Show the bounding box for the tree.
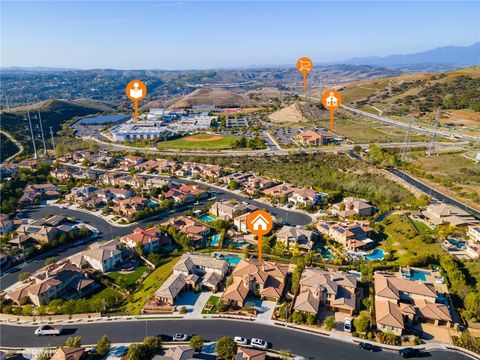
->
[354,311,370,333]
[189,335,205,353]
[96,335,111,356]
[216,336,237,359]
[143,336,162,352]
[65,336,82,347]
[180,306,188,314]
[323,316,336,331]
[126,343,150,360]
[279,349,292,360]
[228,180,239,190]
[464,292,480,321]
[44,256,57,266]
[18,272,31,281]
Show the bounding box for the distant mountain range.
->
[340,42,480,69]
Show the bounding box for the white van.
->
[344,318,352,332]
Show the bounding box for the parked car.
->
[234,336,248,345]
[35,325,63,336]
[358,342,381,352]
[251,338,268,349]
[399,348,422,358]
[173,333,189,341]
[344,318,352,332]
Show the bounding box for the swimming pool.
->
[215,253,241,266]
[199,214,216,223]
[347,270,362,279]
[448,238,465,249]
[320,246,334,260]
[404,269,430,282]
[210,234,220,247]
[363,249,385,261]
[147,200,158,207]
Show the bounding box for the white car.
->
[173,333,189,341]
[251,338,268,349]
[344,318,352,332]
[234,336,248,345]
[35,325,63,336]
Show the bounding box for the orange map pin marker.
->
[322,89,342,130]
[126,80,147,123]
[296,57,313,92]
[247,210,273,263]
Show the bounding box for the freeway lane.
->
[0,320,469,359]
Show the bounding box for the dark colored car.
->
[358,342,381,352]
[399,348,422,358]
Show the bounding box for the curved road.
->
[0,320,470,360]
[0,183,312,290]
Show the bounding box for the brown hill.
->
[268,102,324,123]
[161,88,255,109]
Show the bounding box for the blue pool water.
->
[147,200,158,207]
[210,234,220,247]
[216,254,241,266]
[199,214,215,222]
[76,114,130,125]
[405,269,430,282]
[448,238,465,249]
[363,249,385,261]
[320,246,334,260]
[347,270,362,279]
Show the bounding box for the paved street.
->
[0,320,470,359]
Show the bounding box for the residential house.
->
[422,203,478,226]
[16,215,72,243]
[0,163,18,178]
[233,212,250,233]
[105,187,132,199]
[153,345,195,360]
[112,196,149,218]
[153,253,228,305]
[135,159,161,172]
[50,347,85,360]
[5,261,96,306]
[276,226,316,251]
[245,176,276,195]
[263,183,296,200]
[468,226,480,242]
[374,272,452,336]
[0,214,13,236]
[50,168,71,181]
[71,240,123,272]
[316,221,374,251]
[332,197,376,218]
[164,183,206,204]
[288,188,326,207]
[121,226,171,253]
[145,177,170,190]
[222,259,289,307]
[235,348,266,360]
[19,184,61,205]
[167,216,210,243]
[294,268,358,316]
[210,200,256,220]
[121,155,144,170]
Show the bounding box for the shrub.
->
[216,336,237,359]
[323,316,336,331]
[189,335,205,353]
[18,272,31,282]
[180,306,188,314]
[96,335,111,356]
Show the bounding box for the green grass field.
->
[202,295,221,314]
[157,133,241,150]
[121,257,179,315]
[106,265,148,287]
[91,287,123,302]
[380,214,442,266]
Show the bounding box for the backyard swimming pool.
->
[363,249,385,261]
[320,246,334,260]
[347,270,362,279]
[199,214,216,223]
[210,234,220,246]
[448,238,465,249]
[404,269,430,282]
[215,253,241,266]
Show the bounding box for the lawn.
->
[201,295,221,314]
[379,214,443,266]
[106,265,148,287]
[410,219,433,235]
[120,257,179,315]
[157,133,241,150]
[91,287,123,302]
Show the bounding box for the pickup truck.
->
[35,325,64,336]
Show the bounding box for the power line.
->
[37,110,47,155]
[426,110,440,157]
[400,114,414,161]
[26,111,38,159]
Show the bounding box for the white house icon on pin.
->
[326,92,338,107]
[251,214,270,231]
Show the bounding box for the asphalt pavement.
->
[0,320,470,359]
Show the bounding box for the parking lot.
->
[272,127,302,146]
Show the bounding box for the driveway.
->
[245,297,276,322]
[175,291,214,319]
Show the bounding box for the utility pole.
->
[426,110,440,157]
[37,110,47,156]
[27,111,38,159]
[400,114,413,162]
[49,127,56,153]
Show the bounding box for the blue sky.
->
[1,1,479,69]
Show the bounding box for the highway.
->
[0,320,471,359]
